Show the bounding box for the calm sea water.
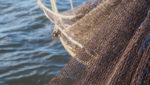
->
[0,0,86,85]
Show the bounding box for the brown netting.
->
[38,0,100,58]
[39,0,150,85]
[61,0,122,60]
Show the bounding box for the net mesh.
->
[38,0,150,85]
[38,0,100,64]
[38,0,124,65]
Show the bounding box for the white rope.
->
[50,0,58,12]
[70,0,75,16]
[38,0,75,19]
[57,26,83,48]
[38,0,83,48]
[50,0,64,29]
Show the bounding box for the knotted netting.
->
[38,0,101,65]
[38,0,150,85]
[38,0,126,65]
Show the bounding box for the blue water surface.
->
[0,0,86,85]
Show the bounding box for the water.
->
[0,0,86,85]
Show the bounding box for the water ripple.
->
[0,0,86,85]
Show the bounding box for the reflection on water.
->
[0,0,86,85]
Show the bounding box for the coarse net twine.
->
[38,0,124,65]
[37,0,150,85]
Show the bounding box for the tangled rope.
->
[38,0,75,19]
[38,0,83,48]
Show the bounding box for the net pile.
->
[38,0,123,65]
[38,0,150,85]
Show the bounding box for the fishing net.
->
[38,0,123,65]
[38,0,150,85]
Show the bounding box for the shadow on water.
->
[0,0,86,85]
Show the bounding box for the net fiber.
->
[39,0,150,85]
